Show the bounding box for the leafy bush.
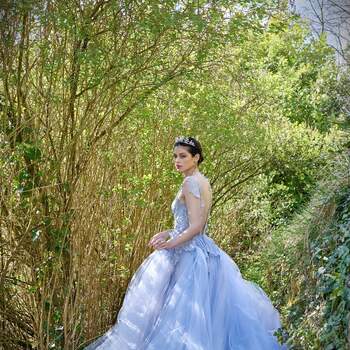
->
[243,150,350,349]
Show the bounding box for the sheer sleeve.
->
[182,176,201,199]
[177,176,207,239]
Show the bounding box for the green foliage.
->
[262,125,343,226]
[233,16,341,132]
[307,187,350,349]
[243,152,350,349]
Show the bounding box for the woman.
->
[85,136,288,349]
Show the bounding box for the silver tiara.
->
[175,136,196,147]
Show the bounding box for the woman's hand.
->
[152,238,177,250]
[148,230,170,248]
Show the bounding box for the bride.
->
[84,136,288,349]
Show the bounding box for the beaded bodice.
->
[168,174,220,260]
[170,175,210,238]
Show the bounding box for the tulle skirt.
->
[85,234,288,349]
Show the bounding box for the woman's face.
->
[173,145,198,172]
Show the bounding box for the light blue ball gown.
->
[85,175,288,349]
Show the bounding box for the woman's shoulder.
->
[182,173,211,193]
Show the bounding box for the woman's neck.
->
[183,168,200,177]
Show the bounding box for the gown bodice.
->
[169,175,220,260]
[171,175,209,235]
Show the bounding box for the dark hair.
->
[173,136,204,165]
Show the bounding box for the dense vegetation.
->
[242,151,350,349]
[0,0,349,349]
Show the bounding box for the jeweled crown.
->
[175,136,196,147]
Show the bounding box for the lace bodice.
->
[169,174,219,260]
[171,175,210,237]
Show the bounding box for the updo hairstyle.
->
[173,136,204,165]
